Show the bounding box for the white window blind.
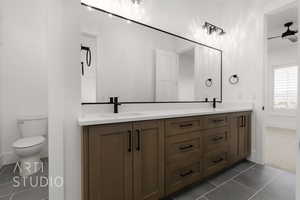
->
[273,66,298,110]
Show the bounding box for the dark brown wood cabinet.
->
[82,111,252,200]
[82,120,164,200]
[83,123,133,200]
[237,113,251,159]
[228,112,251,164]
[133,121,164,200]
[165,131,203,195]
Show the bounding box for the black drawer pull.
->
[128,130,132,152]
[179,144,194,151]
[240,116,246,127]
[179,123,193,128]
[180,170,194,177]
[136,129,141,151]
[212,119,225,123]
[212,136,224,142]
[212,158,224,164]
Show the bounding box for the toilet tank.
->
[17,115,48,138]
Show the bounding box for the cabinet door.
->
[133,120,164,200]
[229,113,251,163]
[228,115,239,163]
[237,114,251,158]
[88,123,133,200]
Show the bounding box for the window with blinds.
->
[273,65,298,110]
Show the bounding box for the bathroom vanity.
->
[80,109,251,200]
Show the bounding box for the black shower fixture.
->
[81,45,91,67]
[81,45,92,76]
[203,22,226,36]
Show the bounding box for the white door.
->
[155,49,179,101]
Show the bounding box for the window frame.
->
[269,63,298,116]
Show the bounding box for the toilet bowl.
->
[12,116,47,177]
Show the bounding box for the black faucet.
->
[212,98,217,109]
[110,97,121,113]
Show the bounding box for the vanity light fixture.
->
[229,74,239,85]
[132,0,142,6]
[203,22,226,36]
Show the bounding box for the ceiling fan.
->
[268,22,298,43]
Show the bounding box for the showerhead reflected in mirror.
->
[80,3,222,104]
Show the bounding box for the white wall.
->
[81,33,97,102]
[0,0,288,199]
[194,46,221,101]
[80,0,272,161]
[50,0,297,199]
[262,2,298,175]
[0,0,48,164]
[0,0,3,168]
[297,1,300,199]
[0,0,295,199]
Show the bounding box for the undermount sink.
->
[97,112,143,118]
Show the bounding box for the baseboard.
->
[2,151,18,165]
[1,151,48,166]
[248,151,264,165]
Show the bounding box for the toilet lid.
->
[13,136,45,148]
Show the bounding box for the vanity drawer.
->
[204,148,229,177]
[204,115,228,129]
[203,127,229,152]
[165,117,203,137]
[166,161,202,195]
[166,132,202,164]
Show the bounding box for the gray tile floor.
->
[167,160,295,200]
[0,159,48,200]
[0,160,295,200]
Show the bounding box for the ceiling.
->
[267,6,298,35]
[267,6,298,49]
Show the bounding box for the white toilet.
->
[12,115,47,177]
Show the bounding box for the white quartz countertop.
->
[78,107,252,126]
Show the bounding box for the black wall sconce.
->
[203,22,226,35]
[229,74,239,85]
[81,45,92,76]
[205,78,213,87]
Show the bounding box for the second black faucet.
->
[110,97,122,113]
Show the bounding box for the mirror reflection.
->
[80,5,222,103]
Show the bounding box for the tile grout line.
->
[231,179,257,192]
[196,163,257,200]
[246,173,281,200]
